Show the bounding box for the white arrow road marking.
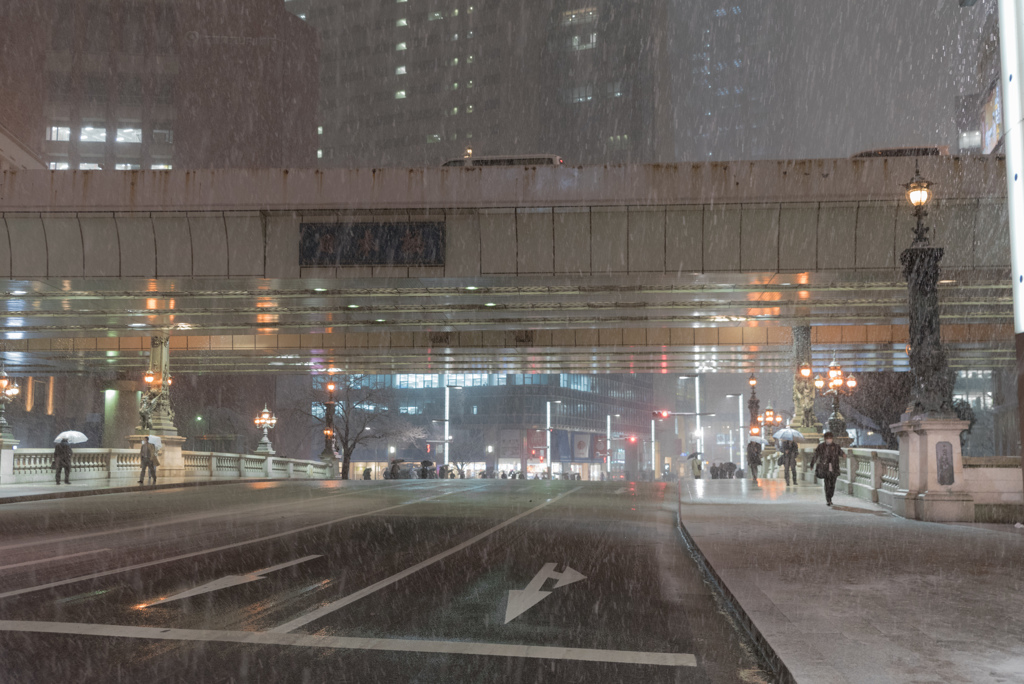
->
[614,487,628,494]
[144,555,321,606]
[505,562,586,624]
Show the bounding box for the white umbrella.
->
[54,431,88,444]
[773,428,805,442]
[747,436,768,445]
[144,435,163,449]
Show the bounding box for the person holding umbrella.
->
[773,427,803,486]
[810,431,844,506]
[138,436,160,486]
[51,430,87,485]
[52,438,72,485]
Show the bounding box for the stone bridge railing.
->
[823,447,1021,522]
[1,448,332,485]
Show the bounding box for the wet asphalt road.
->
[0,480,769,683]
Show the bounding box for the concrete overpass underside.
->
[0,157,1012,375]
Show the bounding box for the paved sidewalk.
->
[678,478,1024,684]
[0,478,275,504]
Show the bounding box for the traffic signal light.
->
[654,410,671,419]
[426,444,431,453]
[531,449,536,456]
[628,435,637,443]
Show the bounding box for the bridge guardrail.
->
[2,448,331,484]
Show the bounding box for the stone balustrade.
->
[0,447,331,485]
[795,444,1022,522]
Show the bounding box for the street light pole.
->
[320,380,336,465]
[901,164,954,415]
[443,382,463,466]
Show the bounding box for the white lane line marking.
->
[0,549,112,571]
[0,481,424,553]
[0,620,697,667]
[0,484,488,601]
[143,555,323,606]
[271,486,583,634]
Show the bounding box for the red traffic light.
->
[653,410,670,419]
[531,449,536,456]
[628,435,637,443]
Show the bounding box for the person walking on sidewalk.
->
[138,436,159,485]
[746,441,762,481]
[780,439,799,486]
[53,438,72,485]
[810,431,843,506]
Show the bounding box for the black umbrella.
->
[686,452,703,460]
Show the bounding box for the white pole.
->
[997,0,1024,497]
[606,413,611,474]
[695,375,703,456]
[650,418,656,471]
[739,393,746,470]
[546,401,552,478]
[444,383,450,465]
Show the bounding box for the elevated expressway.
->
[0,157,1011,375]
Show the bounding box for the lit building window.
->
[427,134,441,143]
[317,149,323,158]
[570,33,597,51]
[115,163,140,170]
[396,18,407,26]
[451,57,459,66]
[451,8,459,16]
[396,42,407,51]
[395,90,407,99]
[151,164,172,170]
[451,107,458,115]
[48,162,70,170]
[466,104,474,113]
[561,7,597,25]
[467,55,475,63]
[317,126,323,135]
[115,128,142,143]
[429,11,443,20]
[46,126,72,142]
[79,163,102,170]
[467,80,474,88]
[396,65,407,75]
[79,126,106,143]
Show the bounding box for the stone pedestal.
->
[128,433,187,478]
[890,416,974,522]
[798,430,822,484]
[0,435,20,484]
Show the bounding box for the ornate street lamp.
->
[254,404,277,455]
[904,165,933,246]
[320,380,337,463]
[747,373,761,436]
[813,351,858,437]
[900,163,953,415]
[0,366,20,440]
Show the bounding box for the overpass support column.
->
[129,333,186,476]
[998,0,1024,498]
[103,380,139,448]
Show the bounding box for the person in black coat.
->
[780,439,799,486]
[53,438,72,485]
[746,441,762,481]
[809,431,844,506]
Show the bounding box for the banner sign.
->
[299,222,445,266]
[552,429,571,461]
[573,433,591,461]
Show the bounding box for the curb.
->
[676,494,796,684]
[0,479,280,505]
